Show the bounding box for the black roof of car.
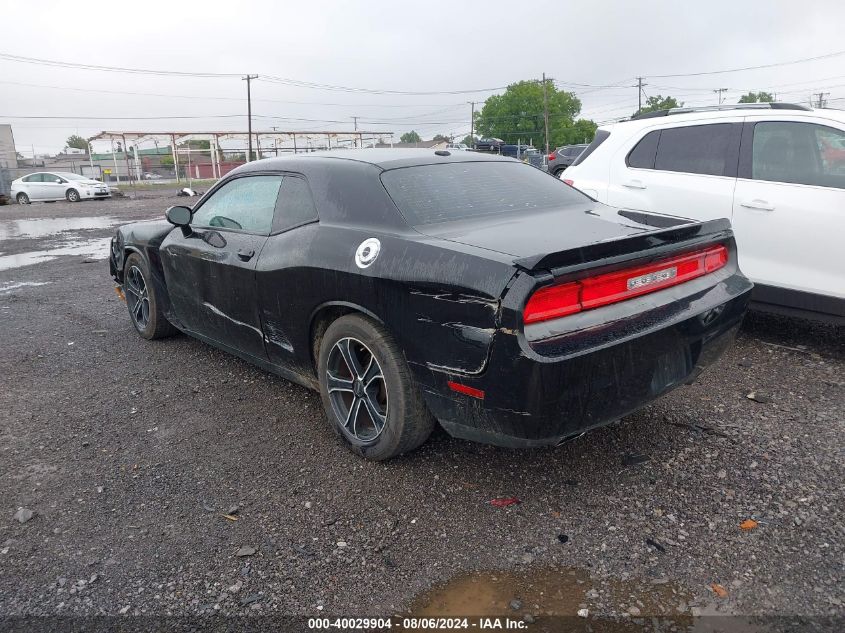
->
[238,149,512,173]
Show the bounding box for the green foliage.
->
[160,156,174,166]
[65,134,89,151]
[634,95,683,117]
[474,79,581,150]
[461,135,477,147]
[557,119,598,146]
[432,134,450,142]
[738,91,774,103]
[180,139,211,149]
[400,130,422,144]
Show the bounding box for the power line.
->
[647,49,845,78]
[0,52,242,78]
[257,75,507,95]
[0,51,508,95]
[0,79,467,108]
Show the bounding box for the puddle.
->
[409,568,694,631]
[0,216,119,241]
[0,281,51,294]
[0,238,111,272]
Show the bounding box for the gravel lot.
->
[1,194,842,631]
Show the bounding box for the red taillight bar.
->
[447,381,485,400]
[523,244,728,325]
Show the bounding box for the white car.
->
[446,143,470,151]
[11,172,111,204]
[562,103,845,324]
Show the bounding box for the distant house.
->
[375,140,449,150]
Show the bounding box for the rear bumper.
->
[418,271,752,448]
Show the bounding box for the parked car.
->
[474,137,504,152]
[11,172,110,204]
[446,143,470,151]
[500,144,534,158]
[562,104,845,324]
[142,172,164,180]
[109,149,751,460]
[547,144,588,176]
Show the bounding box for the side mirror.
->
[55,179,63,184]
[166,205,192,226]
[166,205,193,236]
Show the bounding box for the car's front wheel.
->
[16,192,30,205]
[122,253,177,340]
[317,314,435,460]
[66,189,80,202]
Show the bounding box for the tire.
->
[317,314,435,460]
[16,192,30,205]
[122,253,177,340]
[553,168,565,177]
[66,189,80,202]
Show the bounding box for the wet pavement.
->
[0,195,842,631]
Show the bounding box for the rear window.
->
[571,130,610,166]
[381,161,588,225]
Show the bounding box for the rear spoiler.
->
[513,218,734,273]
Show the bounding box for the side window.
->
[272,176,318,233]
[627,131,660,169]
[571,129,610,167]
[654,123,736,176]
[752,121,845,189]
[23,174,43,183]
[191,175,282,234]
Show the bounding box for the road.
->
[1,194,842,630]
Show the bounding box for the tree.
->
[474,79,581,151]
[66,134,89,151]
[738,91,774,104]
[432,134,450,142]
[634,95,683,117]
[461,135,477,147]
[400,130,422,144]
[557,118,598,146]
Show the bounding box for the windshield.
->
[53,172,89,181]
[381,161,589,226]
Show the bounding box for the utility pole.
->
[542,73,550,155]
[714,88,729,104]
[814,92,829,108]
[636,77,647,114]
[243,74,258,161]
[468,101,475,146]
[352,116,359,148]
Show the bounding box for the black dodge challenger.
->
[109,149,752,460]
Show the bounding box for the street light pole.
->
[243,74,258,161]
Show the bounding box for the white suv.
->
[563,104,845,324]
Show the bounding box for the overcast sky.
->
[2,0,844,155]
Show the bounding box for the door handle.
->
[237,248,255,261]
[622,179,647,189]
[740,199,775,211]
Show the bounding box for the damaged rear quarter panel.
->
[256,224,518,381]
